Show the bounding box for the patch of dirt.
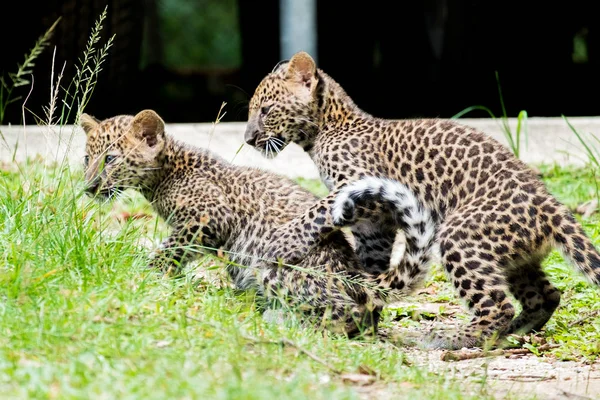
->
[405,347,600,400]
[377,302,600,400]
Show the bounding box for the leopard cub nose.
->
[85,179,100,195]
[245,130,258,146]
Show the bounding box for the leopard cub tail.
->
[553,207,600,286]
[332,176,437,270]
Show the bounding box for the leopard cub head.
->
[80,109,166,199]
[244,51,321,158]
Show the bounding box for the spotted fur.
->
[81,110,432,336]
[244,51,600,349]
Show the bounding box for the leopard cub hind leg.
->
[425,206,562,349]
[425,210,517,349]
[506,260,561,334]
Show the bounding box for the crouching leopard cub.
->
[244,51,600,349]
[80,109,436,335]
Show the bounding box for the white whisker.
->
[272,138,282,154]
[266,140,272,159]
[271,137,285,146]
[295,117,318,128]
[138,167,162,171]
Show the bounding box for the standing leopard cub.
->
[80,109,434,335]
[244,51,600,349]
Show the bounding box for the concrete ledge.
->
[459,116,598,167]
[0,116,598,180]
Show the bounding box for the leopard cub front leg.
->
[262,194,342,266]
[148,221,219,275]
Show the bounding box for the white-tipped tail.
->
[333,177,438,291]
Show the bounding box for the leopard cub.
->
[80,109,433,335]
[245,51,600,349]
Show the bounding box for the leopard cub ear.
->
[131,109,165,148]
[79,113,100,135]
[286,51,318,92]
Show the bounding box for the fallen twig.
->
[441,349,504,361]
[441,343,559,362]
[570,310,600,327]
[495,375,555,382]
[559,389,593,400]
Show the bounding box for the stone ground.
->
[2,117,600,399]
[361,344,600,400]
[385,303,600,400]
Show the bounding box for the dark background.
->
[1,0,599,125]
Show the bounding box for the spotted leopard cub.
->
[80,109,432,335]
[244,51,600,349]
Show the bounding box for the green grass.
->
[0,162,490,399]
[0,160,599,398]
[3,12,597,394]
[534,164,600,361]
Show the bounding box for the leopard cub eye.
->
[105,155,117,164]
[260,106,271,116]
[83,155,89,167]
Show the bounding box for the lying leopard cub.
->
[80,109,435,335]
[244,51,600,349]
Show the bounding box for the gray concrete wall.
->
[0,117,598,179]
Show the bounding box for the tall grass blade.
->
[453,72,528,158]
[563,114,600,169]
[0,18,60,151]
[451,105,496,120]
[230,143,245,163]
